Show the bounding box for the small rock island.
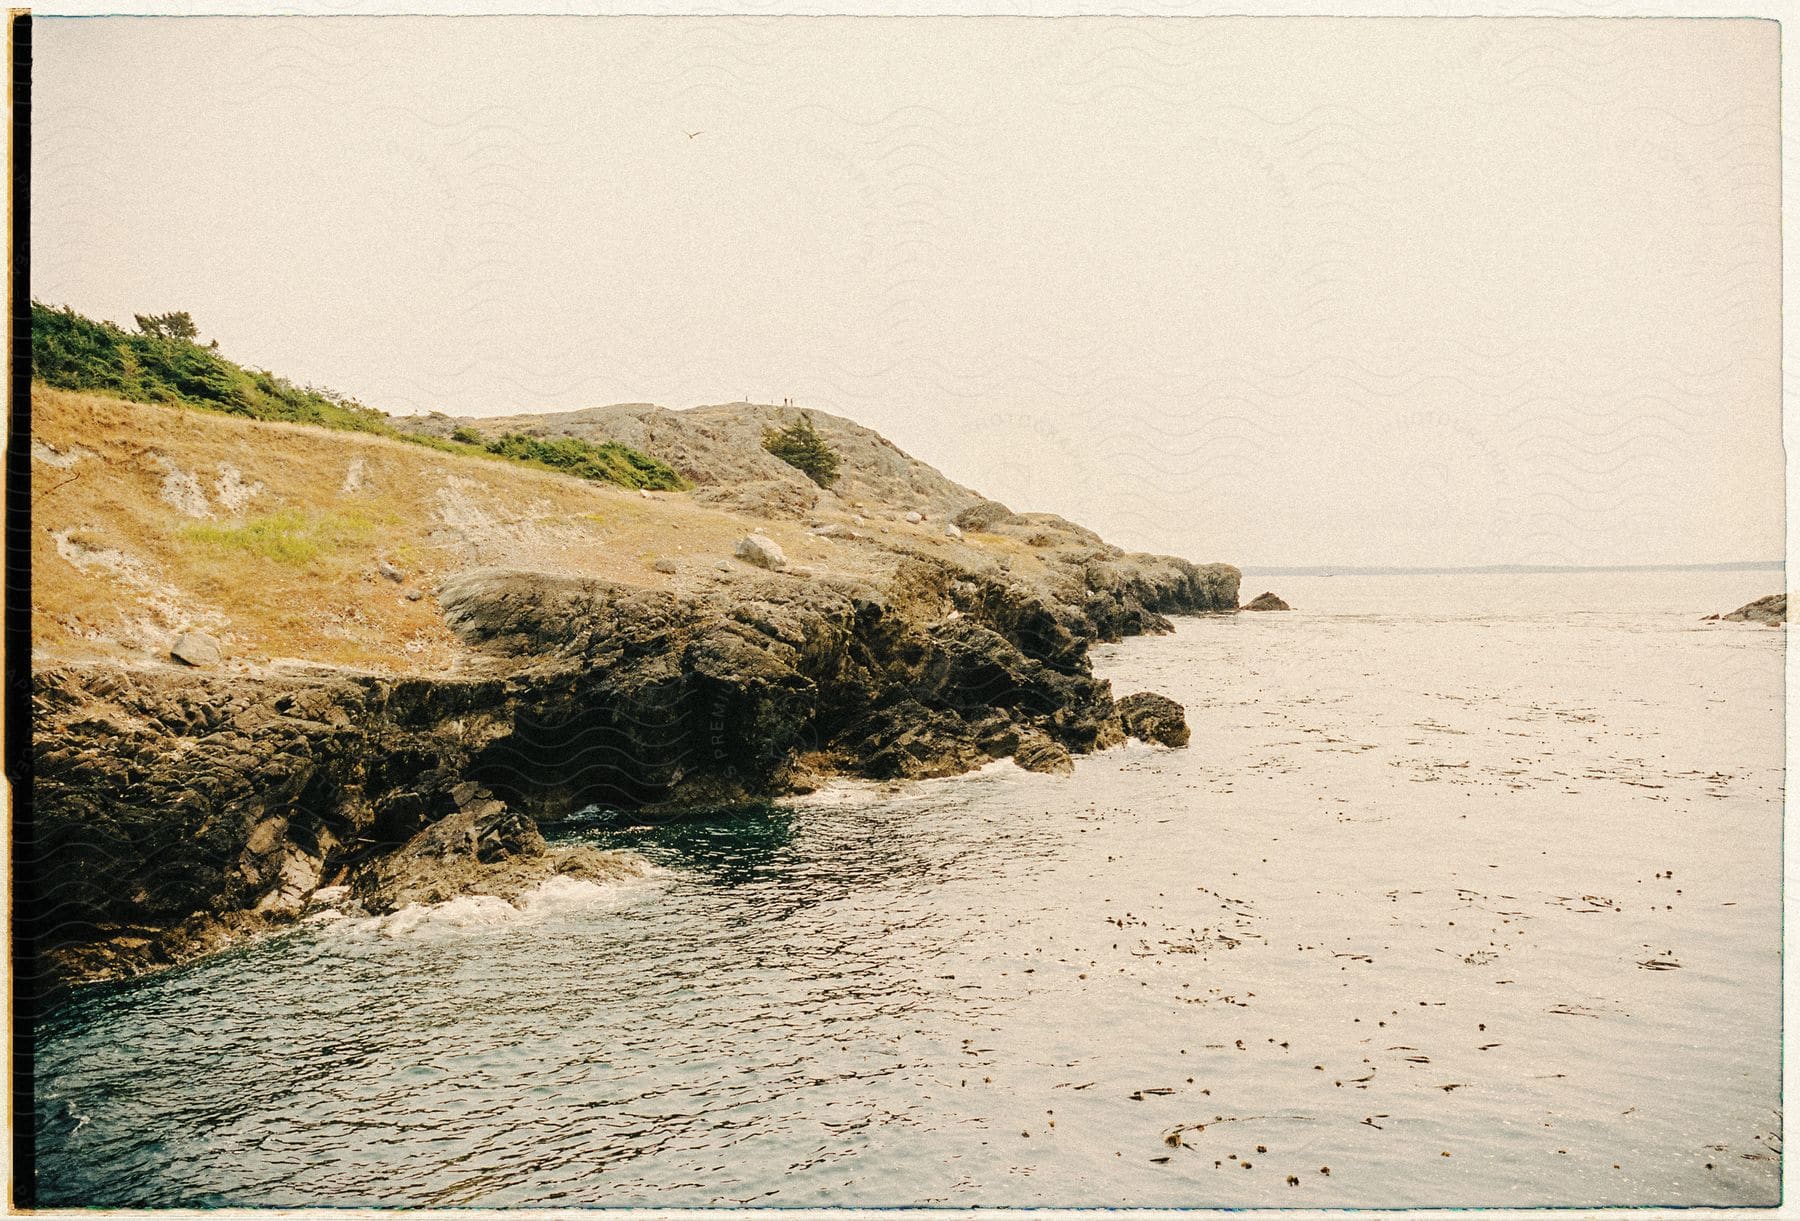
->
[1709,593,1787,626]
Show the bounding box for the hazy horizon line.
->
[1241,561,1785,577]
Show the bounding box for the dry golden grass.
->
[31,387,1065,674]
[30,388,894,672]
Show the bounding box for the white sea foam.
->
[357,867,668,939]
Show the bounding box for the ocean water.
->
[32,570,1785,1207]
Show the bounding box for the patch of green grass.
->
[33,301,688,491]
[179,510,374,566]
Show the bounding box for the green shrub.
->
[482,432,686,490]
[32,302,389,433]
[133,311,198,342]
[762,414,841,487]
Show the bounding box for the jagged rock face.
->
[30,665,514,959]
[434,560,1129,806]
[348,783,646,915]
[31,542,1234,986]
[1012,730,1075,775]
[1719,593,1786,626]
[1080,554,1242,637]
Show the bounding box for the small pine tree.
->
[762,413,841,488]
[134,311,198,342]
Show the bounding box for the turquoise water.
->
[34,571,1784,1206]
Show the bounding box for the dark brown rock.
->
[1242,591,1291,611]
[1013,730,1075,774]
[349,785,642,914]
[1117,691,1191,748]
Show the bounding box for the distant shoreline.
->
[1241,560,1785,578]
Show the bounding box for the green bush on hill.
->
[31,301,687,491]
[482,432,686,491]
[763,413,841,488]
[435,424,683,490]
[133,311,199,342]
[32,302,389,433]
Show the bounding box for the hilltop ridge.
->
[400,400,994,524]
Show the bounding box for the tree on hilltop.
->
[134,311,199,342]
[763,413,841,488]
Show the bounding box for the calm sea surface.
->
[34,570,1785,1207]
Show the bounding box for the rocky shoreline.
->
[31,542,1238,988]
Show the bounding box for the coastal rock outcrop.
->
[33,544,1231,986]
[349,783,647,914]
[1242,591,1291,611]
[1716,594,1786,626]
[1117,691,1191,748]
[32,393,1241,989]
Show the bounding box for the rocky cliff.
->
[29,388,1238,986]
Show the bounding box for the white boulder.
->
[170,632,222,667]
[734,534,787,570]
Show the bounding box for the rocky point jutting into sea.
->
[29,389,1238,987]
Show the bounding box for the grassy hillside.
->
[32,388,1049,672]
[31,303,685,491]
[30,389,835,669]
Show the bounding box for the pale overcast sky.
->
[33,16,1781,568]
